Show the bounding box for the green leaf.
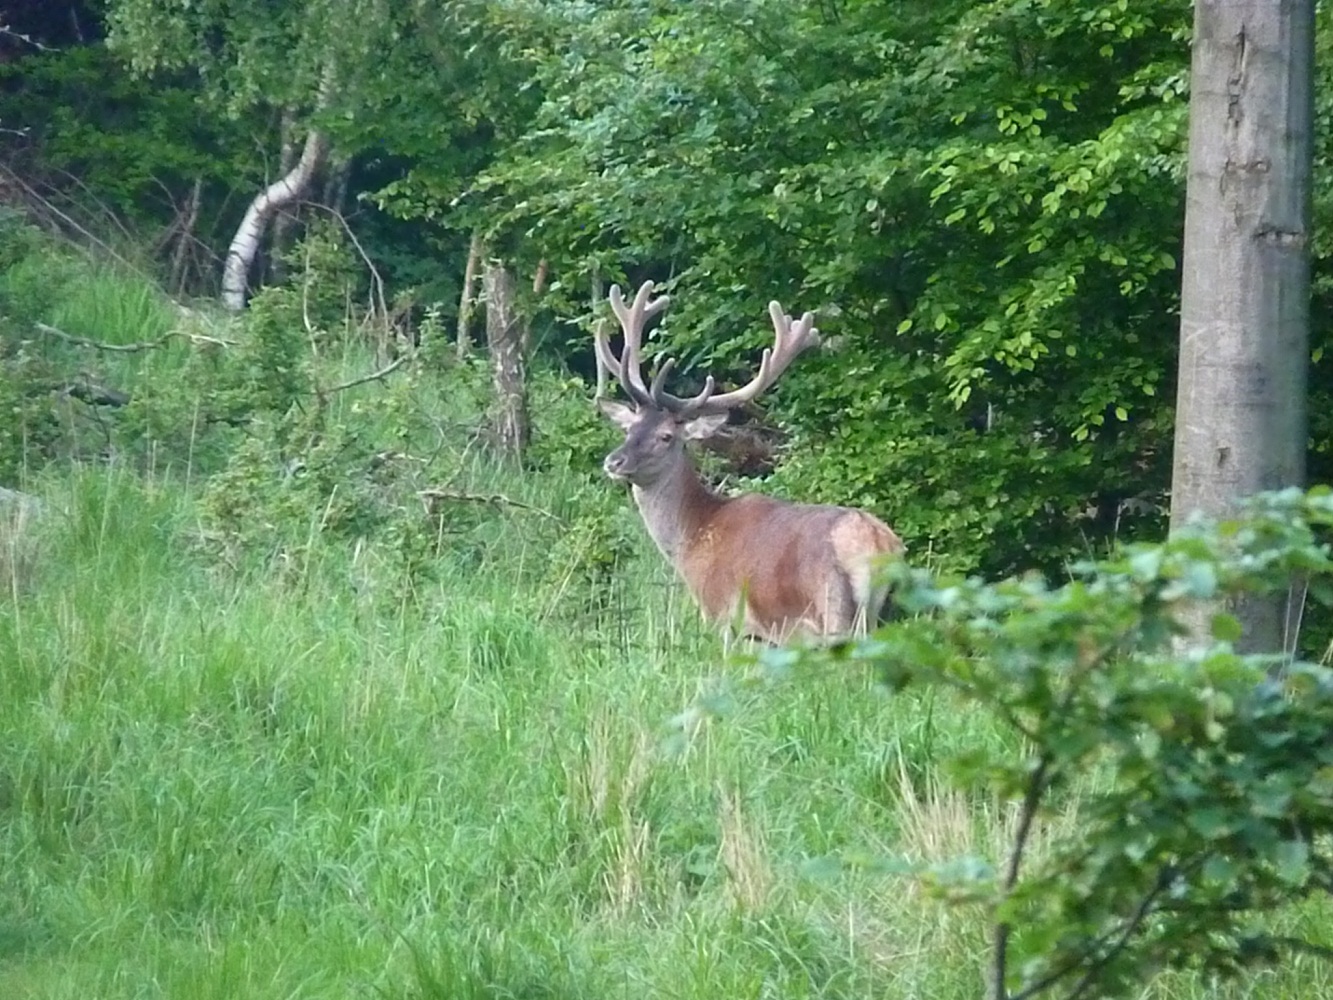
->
[1271,839,1310,886]
[1210,613,1243,642]
[1186,807,1236,839]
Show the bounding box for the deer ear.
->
[596,398,638,430]
[682,413,728,440]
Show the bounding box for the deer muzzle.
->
[603,449,631,481]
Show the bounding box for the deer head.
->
[594,281,820,487]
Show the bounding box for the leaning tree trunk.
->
[1169,0,1314,654]
[221,125,329,310]
[483,260,530,462]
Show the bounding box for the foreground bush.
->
[802,487,1333,1000]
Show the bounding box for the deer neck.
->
[630,455,722,564]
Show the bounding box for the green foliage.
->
[461,0,1327,586]
[0,216,189,481]
[1,45,255,210]
[800,488,1333,999]
[466,0,1196,576]
[12,0,1330,596]
[0,344,62,487]
[525,371,614,476]
[275,219,363,334]
[0,43,261,284]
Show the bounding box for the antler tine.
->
[606,280,669,405]
[649,357,716,413]
[691,300,821,412]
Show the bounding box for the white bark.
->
[1170,0,1314,653]
[221,126,329,310]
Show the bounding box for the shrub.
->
[798,487,1333,1000]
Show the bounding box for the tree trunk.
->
[483,259,529,462]
[321,156,350,215]
[221,125,328,310]
[1169,0,1314,654]
[456,231,482,358]
[268,109,300,286]
[168,177,203,295]
[591,273,608,399]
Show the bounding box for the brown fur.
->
[677,493,903,642]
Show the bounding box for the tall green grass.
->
[3,468,1330,1000]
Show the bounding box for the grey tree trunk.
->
[483,260,529,462]
[268,109,300,286]
[1169,0,1314,653]
[167,177,202,295]
[456,231,482,358]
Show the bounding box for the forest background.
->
[11,0,1333,591]
[3,3,1333,1000]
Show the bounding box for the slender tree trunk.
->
[591,273,608,399]
[484,259,529,462]
[522,257,548,356]
[456,231,482,358]
[222,125,329,310]
[268,110,299,286]
[168,177,202,295]
[1169,0,1314,653]
[321,157,350,215]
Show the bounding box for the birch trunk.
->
[1169,0,1314,653]
[221,126,328,310]
[483,260,529,462]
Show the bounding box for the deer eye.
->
[656,429,675,443]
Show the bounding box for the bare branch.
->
[35,322,235,352]
[417,488,560,521]
[990,755,1052,1000]
[0,165,143,273]
[60,379,131,407]
[298,200,390,325]
[323,356,406,395]
[0,22,54,52]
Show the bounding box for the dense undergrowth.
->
[3,223,1332,999]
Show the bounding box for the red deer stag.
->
[594,281,904,644]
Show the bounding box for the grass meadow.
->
[4,467,1332,1000]
[0,464,995,1000]
[2,249,1331,999]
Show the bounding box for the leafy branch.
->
[811,488,1333,1000]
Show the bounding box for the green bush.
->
[798,487,1333,1000]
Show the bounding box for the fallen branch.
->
[323,356,406,394]
[60,379,132,407]
[35,322,234,352]
[0,22,54,52]
[418,487,561,521]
